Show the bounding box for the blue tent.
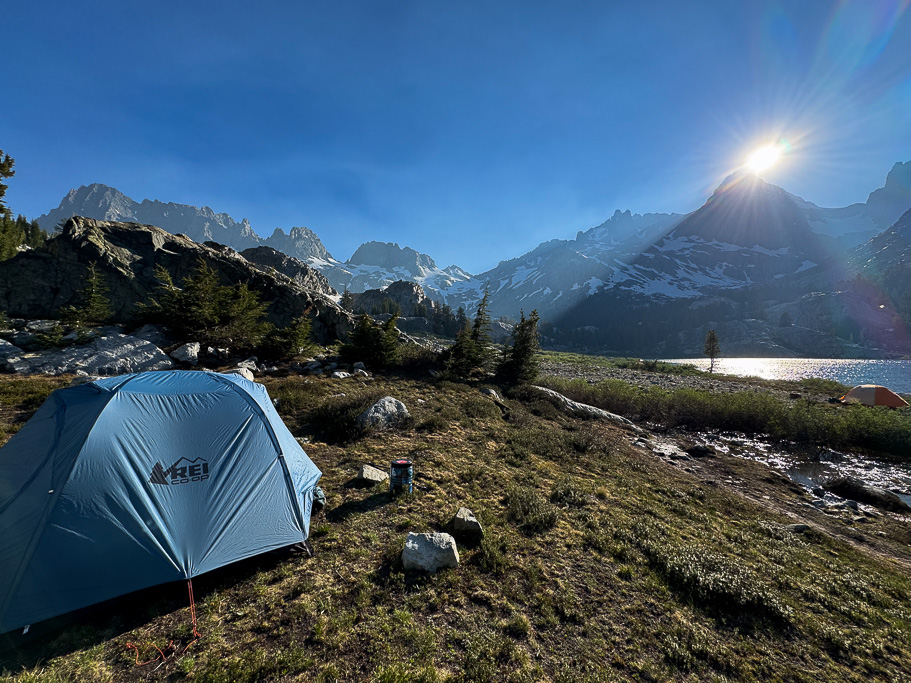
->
[0,370,321,633]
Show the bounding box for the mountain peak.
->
[673,172,814,251]
[348,241,437,273]
[865,160,911,228]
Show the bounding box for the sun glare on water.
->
[746,143,782,173]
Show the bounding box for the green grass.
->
[0,369,910,681]
[539,376,911,458]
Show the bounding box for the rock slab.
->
[402,532,460,573]
[448,507,484,541]
[357,396,409,429]
[7,334,173,376]
[356,464,389,486]
[531,385,640,431]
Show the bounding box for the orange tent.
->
[840,384,909,407]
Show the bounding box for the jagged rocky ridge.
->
[33,160,911,357]
[0,217,355,343]
[36,186,472,299]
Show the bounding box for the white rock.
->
[356,464,389,485]
[9,334,173,376]
[237,357,259,371]
[331,371,351,379]
[531,385,641,432]
[402,532,460,573]
[0,339,23,362]
[480,387,502,401]
[357,396,409,430]
[229,367,255,381]
[354,369,370,377]
[170,342,201,364]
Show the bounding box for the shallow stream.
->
[655,430,911,507]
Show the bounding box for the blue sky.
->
[3,1,911,272]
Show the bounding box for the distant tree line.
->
[0,149,49,260]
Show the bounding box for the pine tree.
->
[217,282,270,349]
[340,287,354,311]
[0,214,25,260]
[263,314,315,359]
[340,314,382,365]
[497,310,540,384]
[60,262,114,329]
[380,314,400,365]
[703,329,721,373]
[443,328,479,379]
[136,259,270,350]
[0,150,14,217]
[455,306,469,333]
[181,261,222,339]
[470,286,495,372]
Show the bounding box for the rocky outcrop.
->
[0,217,355,344]
[35,184,333,264]
[352,281,431,317]
[349,241,438,274]
[531,386,640,431]
[4,334,173,375]
[240,246,336,296]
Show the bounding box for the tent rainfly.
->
[840,384,910,408]
[0,370,321,634]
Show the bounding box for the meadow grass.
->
[0,370,909,681]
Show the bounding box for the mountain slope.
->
[607,173,828,298]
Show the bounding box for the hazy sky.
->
[4,1,911,272]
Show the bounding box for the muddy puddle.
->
[648,430,911,508]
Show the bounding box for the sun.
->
[746,143,782,173]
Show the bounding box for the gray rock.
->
[402,532,460,573]
[331,371,351,379]
[531,385,641,432]
[8,334,173,376]
[356,464,389,486]
[480,387,502,401]
[25,320,58,333]
[170,342,201,364]
[353,361,366,371]
[817,449,846,464]
[229,367,255,382]
[357,396,410,430]
[0,338,23,363]
[130,324,172,347]
[237,357,259,371]
[448,507,484,541]
[240,245,336,296]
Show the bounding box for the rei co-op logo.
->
[149,457,210,486]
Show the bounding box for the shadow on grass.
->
[0,548,306,672]
[326,491,391,523]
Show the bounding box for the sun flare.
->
[746,143,782,173]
